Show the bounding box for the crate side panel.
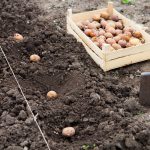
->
[72,8,107,22]
[106,43,150,61]
[105,51,150,71]
[67,23,106,71]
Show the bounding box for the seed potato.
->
[62,127,75,137]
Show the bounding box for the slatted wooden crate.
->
[67,2,150,71]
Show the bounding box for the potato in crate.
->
[67,2,150,71]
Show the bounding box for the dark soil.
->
[0,0,150,150]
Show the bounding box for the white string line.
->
[0,46,51,150]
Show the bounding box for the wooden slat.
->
[67,23,106,71]
[107,2,113,16]
[105,43,150,61]
[67,16,105,59]
[105,51,150,71]
[72,8,107,22]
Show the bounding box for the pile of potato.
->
[77,11,145,50]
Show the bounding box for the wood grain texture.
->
[67,2,150,71]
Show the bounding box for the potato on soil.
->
[14,33,24,41]
[47,91,58,99]
[62,127,75,137]
[30,54,41,62]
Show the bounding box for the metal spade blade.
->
[139,72,150,106]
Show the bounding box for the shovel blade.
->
[139,72,150,106]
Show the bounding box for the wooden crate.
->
[67,2,150,71]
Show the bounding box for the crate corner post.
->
[107,1,114,15]
[102,44,111,72]
[67,8,72,34]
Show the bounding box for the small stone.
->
[83,118,89,122]
[112,114,122,122]
[7,89,19,97]
[6,146,23,150]
[90,92,100,100]
[115,142,124,149]
[23,147,28,150]
[130,74,134,79]
[88,118,96,123]
[20,141,28,147]
[104,125,112,132]
[0,128,5,136]
[30,142,36,149]
[109,111,115,115]
[2,87,9,92]
[5,115,15,125]
[146,146,150,150]
[18,110,27,120]
[98,121,108,130]
[25,117,33,125]
[93,147,99,150]
[125,137,141,149]
[99,74,103,80]
[115,133,125,142]
[119,108,125,116]
[124,98,140,111]
[65,117,75,124]
[1,111,8,120]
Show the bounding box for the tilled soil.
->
[0,0,150,150]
